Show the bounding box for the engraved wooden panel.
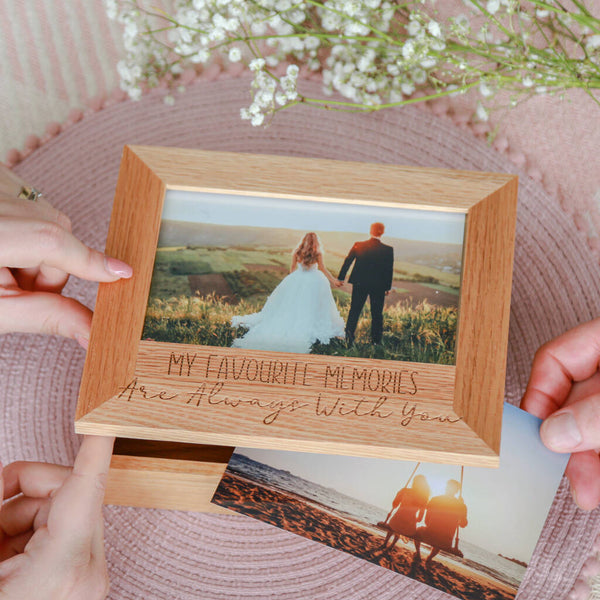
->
[78,341,498,465]
[79,342,499,465]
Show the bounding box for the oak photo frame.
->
[76,146,517,510]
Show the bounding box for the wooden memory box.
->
[75,146,518,511]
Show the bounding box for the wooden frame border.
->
[75,146,517,507]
